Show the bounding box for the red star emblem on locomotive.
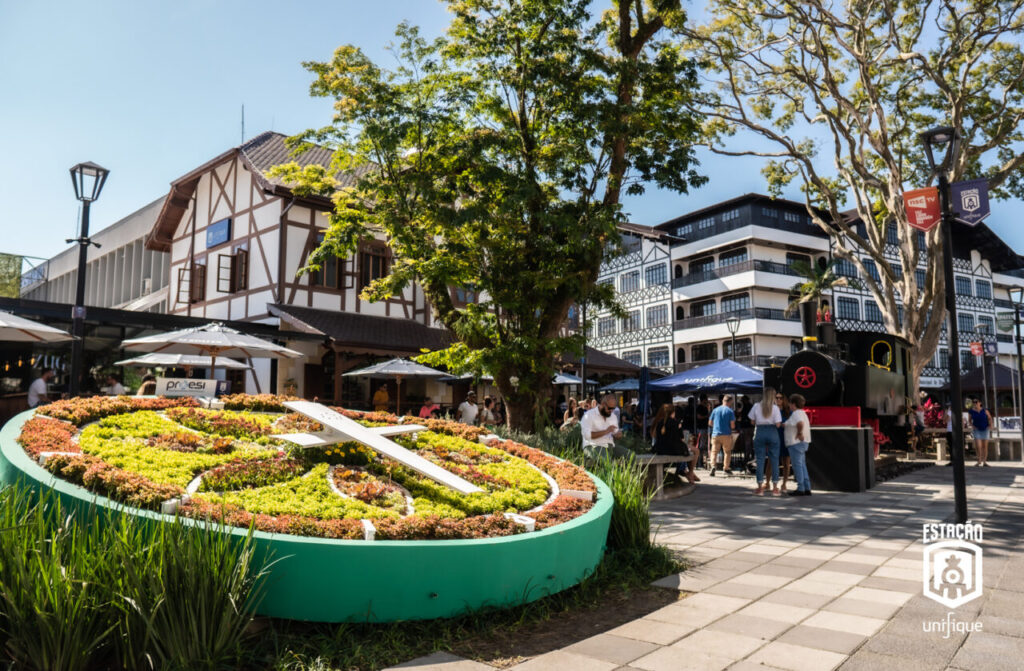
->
[794,366,816,389]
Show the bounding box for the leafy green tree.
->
[272,0,705,430]
[683,0,1024,391]
[0,254,22,298]
[785,259,858,316]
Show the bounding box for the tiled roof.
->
[240,132,374,190]
[561,346,642,374]
[269,304,453,353]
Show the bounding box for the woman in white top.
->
[749,387,784,495]
[784,394,813,496]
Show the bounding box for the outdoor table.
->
[636,453,683,500]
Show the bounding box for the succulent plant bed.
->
[0,394,612,622]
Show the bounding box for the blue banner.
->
[951,179,990,226]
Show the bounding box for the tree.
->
[785,259,858,316]
[683,0,1024,392]
[0,254,21,298]
[272,0,705,430]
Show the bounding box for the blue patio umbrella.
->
[649,359,763,394]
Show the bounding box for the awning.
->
[269,304,453,354]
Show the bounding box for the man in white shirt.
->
[27,368,54,408]
[456,391,479,425]
[106,375,126,396]
[581,393,629,460]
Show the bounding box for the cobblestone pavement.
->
[388,463,1024,671]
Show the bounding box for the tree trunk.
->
[496,374,552,433]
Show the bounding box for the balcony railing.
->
[993,298,1014,309]
[672,259,799,289]
[673,307,800,331]
[674,354,777,372]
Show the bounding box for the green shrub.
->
[0,486,269,671]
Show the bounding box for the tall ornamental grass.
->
[0,486,269,671]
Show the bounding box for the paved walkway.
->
[388,463,1024,671]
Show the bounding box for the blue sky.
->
[2,0,1020,262]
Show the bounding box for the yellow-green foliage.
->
[82,412,277,486]
[197,464,401,520]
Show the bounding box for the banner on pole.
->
[902,187,941,231]
[984,341,998,356]
[951,179,991,226]
[970,342,984,356]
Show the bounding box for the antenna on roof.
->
[241,104,245,144]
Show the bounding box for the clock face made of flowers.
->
[273,401,483,495]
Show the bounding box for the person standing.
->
[106,375,126,396]
[967,398,992,467]
[372,384,390,412]
[735,394,754,463]
[27,367,54,408]
[580,394,627,461]
[750,388,783,495]
[456,390,480,425]
[776,392,793,491]
[479,395,498,427]
[708,395,736,476]
[785,394,813,496]
[695,393,711,468]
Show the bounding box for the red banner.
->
[903,187,941,231]
[970,342,983,356]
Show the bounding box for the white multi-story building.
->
[591,193,1024,389]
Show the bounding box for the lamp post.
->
[67,162,109,397]
[726,315,740,361]
[920,126,967,523]
[1010,287,1024,432]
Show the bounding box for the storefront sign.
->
[996,312,1015,332]
[903,187,941,231]
[951,179,990,226]
[156,377,218,397]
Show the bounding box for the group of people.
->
[414,390,503,427]
[27,369,153,408]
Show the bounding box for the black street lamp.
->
[67,161,109,396]
[1010,287,1024,431]
[920,126,968,523]
[726,315,740,361]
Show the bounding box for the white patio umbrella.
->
[343,358,447,414]
[121,323,302,384]
[114,353,251,370]
[0,311,73,343]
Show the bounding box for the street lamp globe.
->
[919,127,961,175]
[726,316,741,335]
[69,161,109,203]
[1009,286,1024,306]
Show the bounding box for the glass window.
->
[719,249,748,267]
[696,217,715,230]
[622,310,641,332]
[598,316,616,336]
[646,304,669,327]
[886,224,898,245]
[620,271,640,293]
[978,315,994,334]
[645,264,668,286]
[690,256,715,274]
[939,349,949,369]
[724,338,752,358]
[675,223,692,237]
[676,348,686,363]
[721,209,741,222]
[691,299,716,317]
[837,297,860,320]
[835,258,858,278]
[917,231,926,248]
[783,211,802,223]
[786,252,810,268]
[955,276,972,296]
[865,300,883,323]
[915,269,926,288]
[961,350,975,371]
[692,343,718,361]
[761,207,777,218]
[359,244,389,291]
[720,293,750,314]
[958,313,975,333]
[647,347,670,368]
[976,280,992,299]
[311,233,339,288]
[622,350,642,366]
[863,259,880,281]
[889,262,903,280]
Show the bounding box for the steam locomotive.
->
[763,302,913,419]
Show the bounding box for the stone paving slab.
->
[386,651,494,670]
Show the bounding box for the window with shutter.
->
[189,263,206,303]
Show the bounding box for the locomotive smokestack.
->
[799,301,818,351]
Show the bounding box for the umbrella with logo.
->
[121,323,302,388]
[0,311,73,343]
[342,358,448,415]
[649,359,764,393]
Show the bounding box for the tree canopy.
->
[272,0,705,428]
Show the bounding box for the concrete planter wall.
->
[0,410,613,622]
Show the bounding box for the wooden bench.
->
[636,453,691,501]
